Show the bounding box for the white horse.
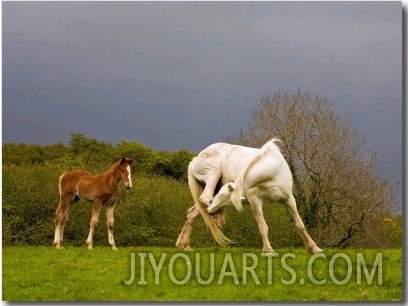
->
[176,141,262,250]
[176,138,322,253]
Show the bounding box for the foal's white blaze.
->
[126,165,133,188]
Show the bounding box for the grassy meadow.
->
[2,246,402,302]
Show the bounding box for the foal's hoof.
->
[55,245,64,250]
[87,245,94,250]
[112,246,118,251]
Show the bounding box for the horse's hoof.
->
[212,216,225,229]
[176,243,193,252]
[199,196,211,206]
[312,247,323,254]
[261,249,277,255]
[307,245,323,253]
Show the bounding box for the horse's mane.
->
[101,159,120,178]
[106,157,131,175]
[230,138,282,211]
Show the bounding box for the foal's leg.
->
[86,200,102,250]
[58,202,74,248]
[53,194,75,249]
[106,202,117,251]
[248,194,274,253]
[175,205,200,251]
[53,202,65,249]
[286,194,323,253]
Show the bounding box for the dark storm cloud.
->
[2,2,402,202]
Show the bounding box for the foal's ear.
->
[120,157,134,165]
[228,184,234,192]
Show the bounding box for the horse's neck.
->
[101,163,121,186]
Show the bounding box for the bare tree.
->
[227,89,397,247]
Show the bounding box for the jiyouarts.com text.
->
[124,252,382,286]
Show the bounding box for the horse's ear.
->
[128,158,134,165]
[120,157,126,165]
[228,184,234,192]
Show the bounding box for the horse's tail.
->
[267,138,283,152]
[188,161,232,246]
[230,138,283,211]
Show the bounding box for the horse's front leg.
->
[86,200,102,250]
[212,209,226,229]
[199,172,221,206]
[176,205,200,251]
[106,201,117,251]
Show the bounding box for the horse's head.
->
[207,183,235,215]
[119,157,134,189]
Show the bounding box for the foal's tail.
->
[188,161,232,246]
[58,172,66,196]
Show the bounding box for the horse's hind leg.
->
[53,195,75,249]
[106,202,117,251]
[248,194,274,253]
[286,194,323,253]
[86,200,102,250]
[176,205,200,251]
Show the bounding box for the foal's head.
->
[118,157,134,189]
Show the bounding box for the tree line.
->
[3,131,195,181]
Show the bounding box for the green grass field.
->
[2,246,402,302]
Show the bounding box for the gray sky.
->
[2,2,402,204]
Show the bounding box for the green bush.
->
[2,162,303,249]
[3,163,61,245]
[2,143,68,165]
[2,132,401,249]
